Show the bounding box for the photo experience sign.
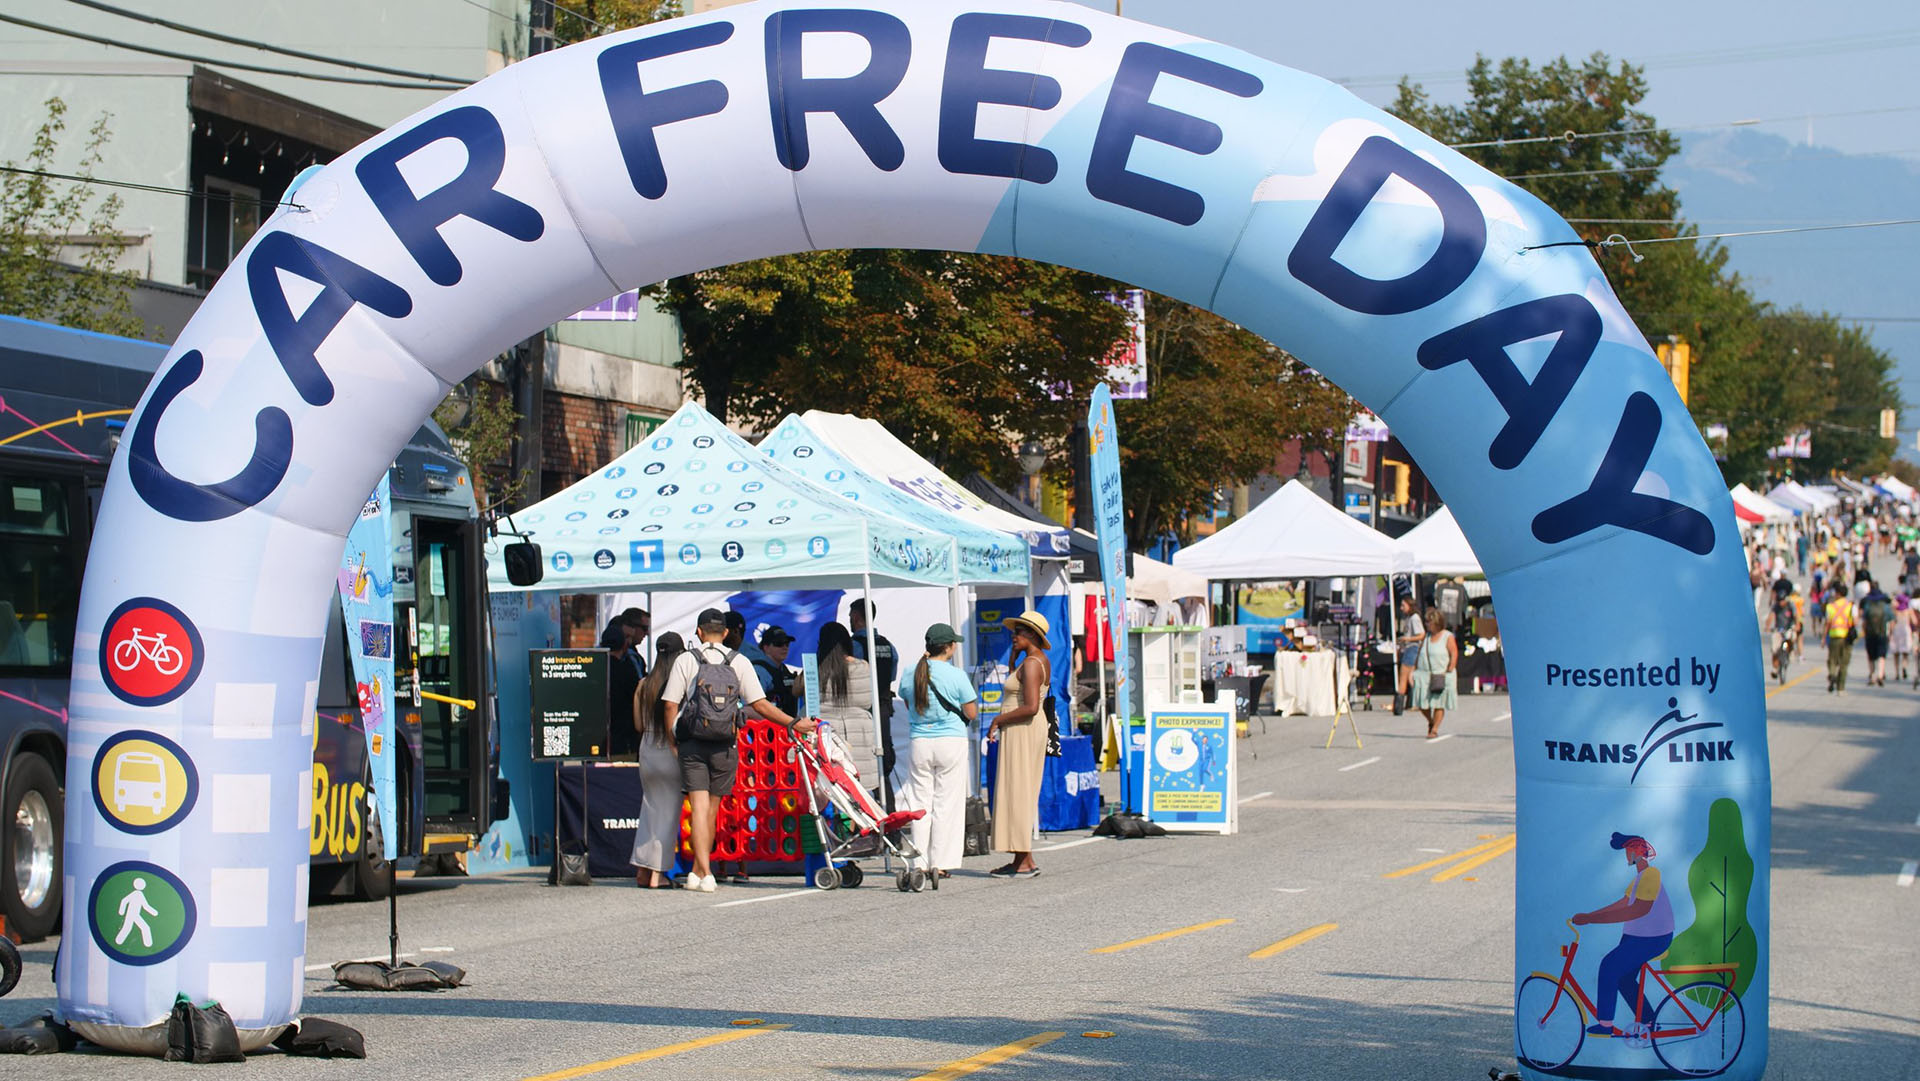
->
[529,650,609,760]
[63,3,1767,1076]
[1143,702,1236,834]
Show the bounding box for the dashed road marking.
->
[1249,922,1338,960]
[713,888,830,909]
[1093,918,1235,954]
[910,1032,1066,1080]
[1899,860,1917,888]
[1384,835,1513,880]
[1238,790,1274,804]
[1490,712,1512,723]
[1434,834,1518,882]
[1425,732,1455,744]
[1035,836,1107,852]
[522,1023,791,1081]
[1338,756,1382,772]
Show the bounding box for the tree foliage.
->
[1118,298,1351,547]
[434,378,525,515]
[1392,56,1901,483]
[0,97,145,337]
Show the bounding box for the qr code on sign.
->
[542,726,571,757]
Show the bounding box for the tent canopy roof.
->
[488,403,957,593]
[761,415,1028,585]
[1730,483,1795,522]
[1397,506,1483,575]
[802,410,1071,559]
[1173,480,1412,579]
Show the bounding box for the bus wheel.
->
[2,753,62,942]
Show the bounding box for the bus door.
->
[395,510,490,849]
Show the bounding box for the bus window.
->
[0,474,80,670]
[412,520,475,826]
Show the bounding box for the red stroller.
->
[795,720,933,892]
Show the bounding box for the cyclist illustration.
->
[1571,831,1674,1045]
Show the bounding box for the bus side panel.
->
[309,710,369,866]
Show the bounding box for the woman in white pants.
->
[899,623,977,878]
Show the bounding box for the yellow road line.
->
[1091,918,1235,954]
[1434,834,1518,882]
[1382,835,1512,879]
[910,1032,1067,1081]
[1766,667,1818,698]
[1249,922,1339,960]
[522,1023,791,1081]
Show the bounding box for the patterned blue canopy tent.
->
[487,402,957,592]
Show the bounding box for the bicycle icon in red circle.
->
[99,598,204,706]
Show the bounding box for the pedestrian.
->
[630,632,685,889]
[1892,595,1914,683]
[1825,587,1857,695]
[1860,580,1894,686]
[1393,594,1424,715]
[899,623,977,880]
[809,622,879,775]
[751,626,797,715]
[988,610,1053,878]
[1411,605,1458,739]
[848,599,901,805]
[620,607,652,679]
[661,608,812,892]
[601,621,641,758]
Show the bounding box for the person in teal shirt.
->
[898,623,978,876]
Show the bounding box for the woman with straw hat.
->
[988,610,1052,878]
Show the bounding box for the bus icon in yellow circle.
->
[92,731,198,835]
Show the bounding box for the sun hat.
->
[1002,610,1052,651]
[925,623,963,648]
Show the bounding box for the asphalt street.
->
[8,618,1917,1079]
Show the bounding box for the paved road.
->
[8,627,1917,1078]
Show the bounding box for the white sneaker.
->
[697,874,717,893]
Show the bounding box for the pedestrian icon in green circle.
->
[89,862,195,965]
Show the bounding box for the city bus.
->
[0,314,504,939]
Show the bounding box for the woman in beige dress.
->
[989,611,1052,878]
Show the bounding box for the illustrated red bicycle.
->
[1516,919,1745,1077]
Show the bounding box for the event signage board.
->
[1142,700,1236,834]
[801,652,820,720]
[529,649,609,760]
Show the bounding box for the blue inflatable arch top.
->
[64,2,1768,1075]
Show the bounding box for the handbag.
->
[1424,638,1448,697]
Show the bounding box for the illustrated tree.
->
[1665,797,1758,1000]
[0,97,146,337]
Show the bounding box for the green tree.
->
[0,97,145,336]
[1665,797,1758,999]
[1119,297,1352,547]
[434,377,526,514]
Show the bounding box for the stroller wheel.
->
[841,863,864,888]
[899,869,928,893]
[814,866,841,891]
[896,870,912,892]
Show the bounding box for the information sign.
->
[1143,700,1237,834]
[801,652,820,720]
[530,649,609,760]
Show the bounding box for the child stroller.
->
[795,720,933,892]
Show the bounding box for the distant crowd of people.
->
[1749,499,1920,695]
[603,600,1057,890]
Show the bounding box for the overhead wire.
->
[0,165,309,211]
[0,13,459,90]
[1523,218,1920,257]
[53,0,471,85]
[1446,103,1920,151]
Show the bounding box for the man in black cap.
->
[619,607,650,679]
[753,626,797,715]
[661,608,811,892]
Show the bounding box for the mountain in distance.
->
[1666,129,1920,458]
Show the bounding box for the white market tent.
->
[1876,475,1919,502]
[1730,483,1796,523]
[1396,505,1483,575]
[1130,552,1209,610]
[801,410,1073,560]
[1768,481,1837,514]
[1174,479,1414,580]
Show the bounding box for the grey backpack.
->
[681,648,745,742]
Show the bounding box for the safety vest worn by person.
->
[1826,596,1855,639]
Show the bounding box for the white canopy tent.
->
[1396,506,1483,576]
[1768,481,1836,514]
[1174,479,1414,580]
[1874,475,1918,503]
[1130,553,1209,611]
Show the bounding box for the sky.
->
[1065,0,1920,458]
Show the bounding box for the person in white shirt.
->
[661,608,812,892]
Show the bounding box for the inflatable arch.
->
[64,1,1768,1074]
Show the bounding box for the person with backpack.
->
[899,623,978,880]
[1859,580,1895,687]
[660,608,813,893]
